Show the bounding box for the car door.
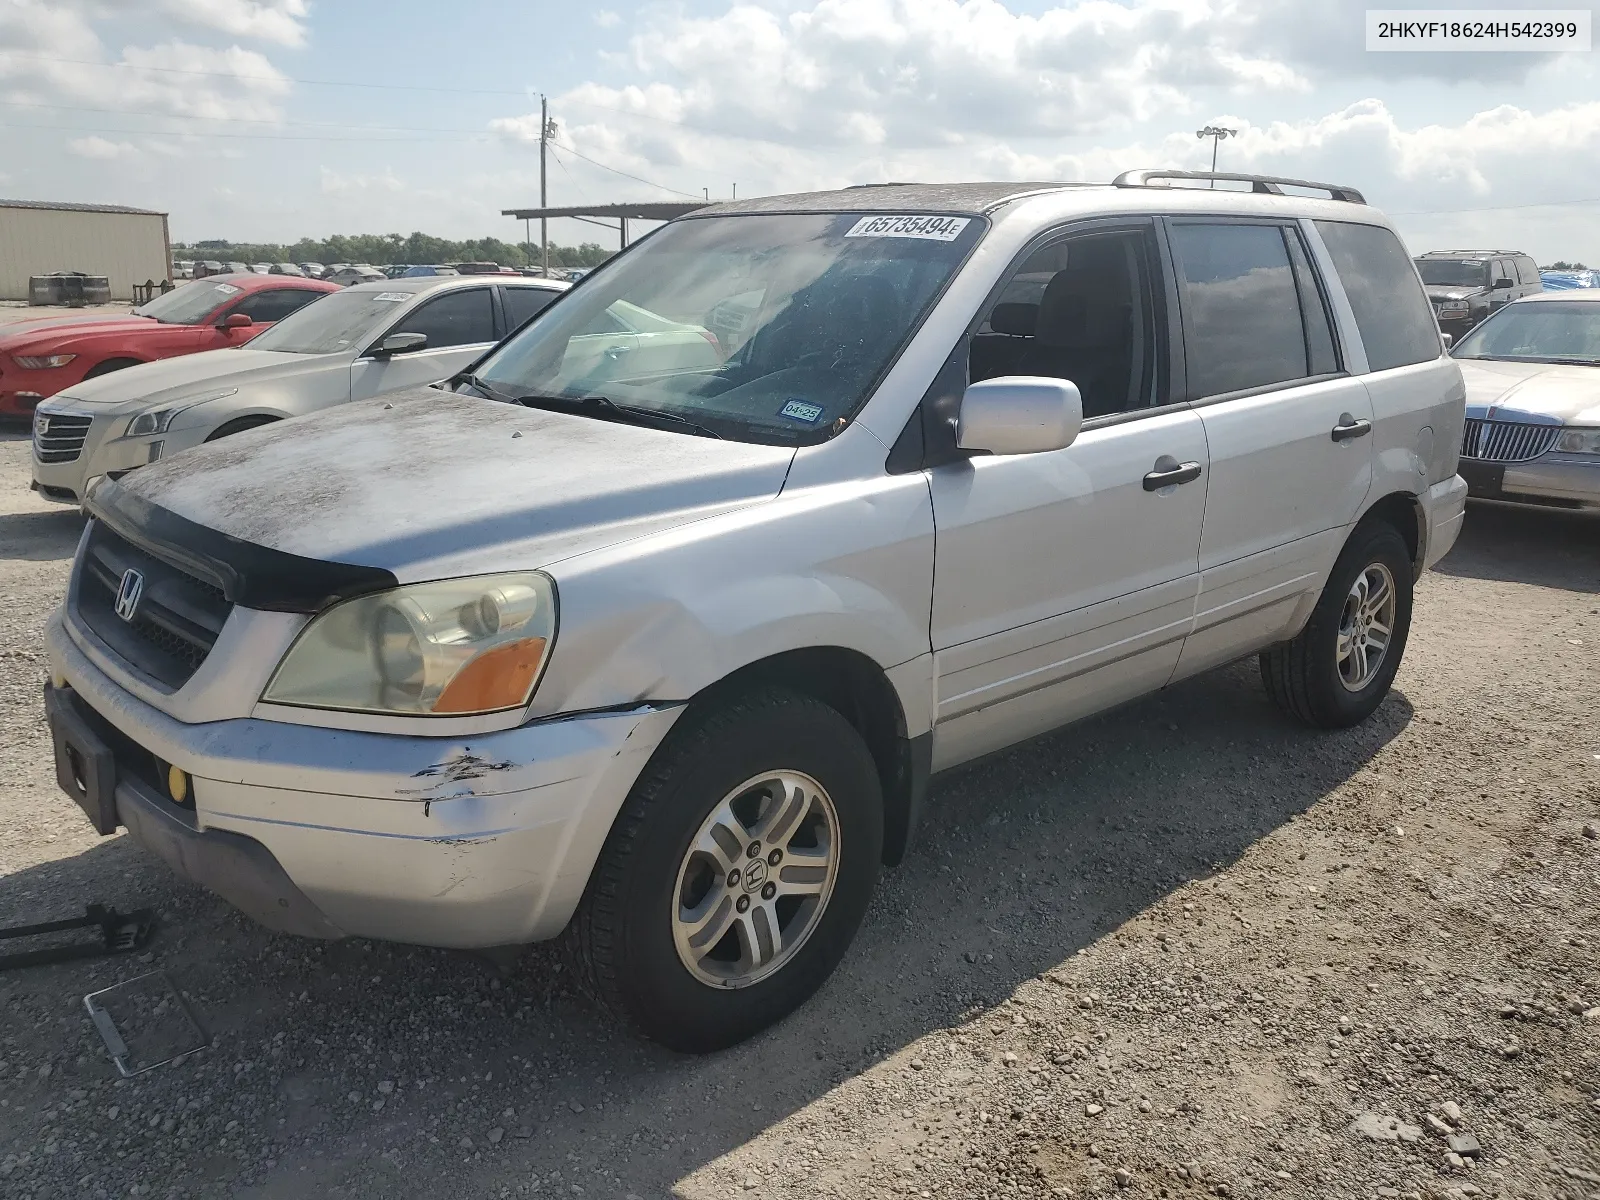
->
[348,286,497,402]
[1488,258,1518,313]
[1163,218,1375,681]
[927,222,1209,771]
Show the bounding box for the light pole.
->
[1196,126,1238,185]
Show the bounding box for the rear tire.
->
[204,415,278,442]
[1260,521,1414,729]
[567,687,883,1053]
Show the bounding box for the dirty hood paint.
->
[1456,358,1600,423]
[55,346,338,412]
[114,388,797,578]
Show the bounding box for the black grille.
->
[74,522,232,689]
[1460,418,1559,463]
[34,412,92,463]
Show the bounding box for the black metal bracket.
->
[0,904,155,972]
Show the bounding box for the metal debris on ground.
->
[0,903,154,971]
[83,971,210,1078]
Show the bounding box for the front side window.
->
[232,288,322,324]
[969,229,1162,418]
[472,212,985,444]
[131,280,240,325]
[1168,222,1309,398]
[388,288,495,349]
[1452,302,1600,365]
[1317,222,1441,372]
[245,290,414,355]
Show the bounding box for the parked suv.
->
[1414,249,1542,336]
[44,173,1467,1052]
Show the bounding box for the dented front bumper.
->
[46,610,682,948]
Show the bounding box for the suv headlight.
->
[263,572,557,716]
[1555,425,1600,455]
[1437,301,1469,313]
[125,389,237,438]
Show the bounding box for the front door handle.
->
[1142,457,1203,491]
[1331,415,1373,442]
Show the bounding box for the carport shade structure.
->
[500,201,707,256]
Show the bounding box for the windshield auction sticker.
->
[844,215,971,241]
[371,292,412,302]
[1366,10,1590,50]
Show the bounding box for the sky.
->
[1,0,1598,262]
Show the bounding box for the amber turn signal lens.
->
[432,637,548,714]
[167,765,189,805]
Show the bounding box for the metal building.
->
[0,199,171,301]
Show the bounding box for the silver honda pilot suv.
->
[45,172,1467,1051]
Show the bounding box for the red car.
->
[0,273,338,417]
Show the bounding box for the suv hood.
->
[55,346,339,411]
[1424,284,1484,303]
[1456,358,1600,423]
[110,389,796,579]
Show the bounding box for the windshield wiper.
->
[453,372,511,402]
[515,392,724,440]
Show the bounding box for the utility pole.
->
[1195,126,1238,185]
[539,95,550,276]
[732,183,737,199]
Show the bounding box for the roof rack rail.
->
[1111,169,1366,205]
[1422,249,1527,256]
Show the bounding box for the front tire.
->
[568,687,884,1052]
[1260,521,1414,728]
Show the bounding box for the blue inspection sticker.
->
[779,399,824,424]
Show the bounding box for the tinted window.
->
[1516,256,1541,286]
[233,288,322,323]
[969,230,1161,417]
[503,287,559,330]
[1283,229,1339,376]
[1416,259,1487,288]
[391,288,495,349]
[1169,223,1307,398]
[1315,222,1441,372]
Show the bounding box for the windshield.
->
[246,289,413,355]
[131,280,242,324]
[471,211,985,444]
[1452,301,1600,363]
[1416,259,1488,288]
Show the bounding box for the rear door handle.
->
[1142,458,1203,491]
[1331,416,1373,442]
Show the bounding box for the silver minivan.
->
[45,173,1467,1051]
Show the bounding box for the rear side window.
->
[1516,256,1541,285]
[1314,221,1440,372]
[389,288,495,349]
[1168,222,1309,398]
[503,287,559,330]
[233,288,322,324]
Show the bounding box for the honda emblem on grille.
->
[114,568,145,622]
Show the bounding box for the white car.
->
[1450,289,1600,509]
[45,173,1466,1051]
[30,275,567,504]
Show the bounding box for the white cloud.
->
[595,9,621,28]
[319,166,405,196]
[68,134,136,159]
[0,0,293,121]
[150,0,311,47]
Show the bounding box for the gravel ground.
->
[0,429,1596,1200]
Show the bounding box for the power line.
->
[551,140,703,199]
[1392,196,1600,216]
[0,50,771,144]
[0,120,479,143]
[0,97,489,132]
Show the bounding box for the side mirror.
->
[1493,277,1513,290]
[373,332,427,357]
[1440,332,1454,351]
[956,376,1083,456]
[220,312,253,328]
